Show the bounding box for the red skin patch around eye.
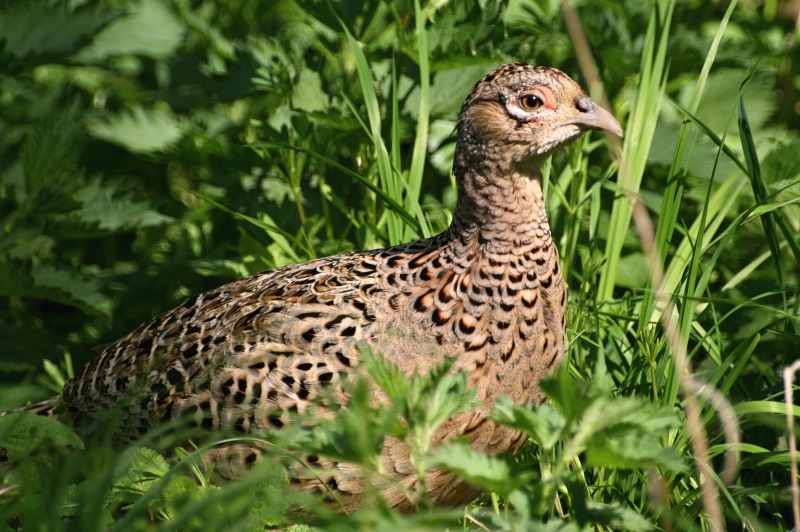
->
[523,85,558,110]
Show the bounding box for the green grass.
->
[1,0,798,530]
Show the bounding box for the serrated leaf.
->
[75,0,185,62]
[539,370,602,424]
[246,464,291,527]
[491,397,565,449]
[20,103,83,192]
[425,440,528,495]
[111,447,170,502]
[162,476,202,517]
[87,107,185,153]
[573,397,680,450]
[0,413,84,460]
[31,261,110,316]
[260,177,294,204]
[291,68,328,113]
[698,68,775,134]
[417,373,475,435]
[305,376,394,469]
[405,65,492,119]
[586,432,686,471]
[762,140,800,184]
[3,231,55,260]
[585,501,653,531]
[71,178,173,231]
[359,347,411,406]
[0,1,114,58]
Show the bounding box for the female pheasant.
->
[8,63,621,511]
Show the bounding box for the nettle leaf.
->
[0,413,84,461]
[425,440,529,495]
[306,376,396,469]
[0,1,115,58]
[585,501,653,532]
[359,347,411,406]
[416,373,475,438]
[260,176,294,205]
[71,178,173,231]
[87,107,185,154]
[570,398,684,471]
[539,370,604,425]
[491,397,566,450]
[111,447,170,502]
[405,64,492,119]
[75,0,186,62]
[359,349,475,456]
[696,68,775,134]
[246,464,291,527]
[762,140,800,184]
[20,103,83,193]
[3,229,55,260]
[586,432,686,471]
[162,476,204,518]
[31,261,110,316]
[291,68,329,113]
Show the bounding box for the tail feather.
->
[1,396,62,420]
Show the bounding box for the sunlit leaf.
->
[75,0,186,61]
[87,107,185,153]
[425,440,529,495]
[0,413,84,461]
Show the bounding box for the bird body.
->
[9,63,622,512]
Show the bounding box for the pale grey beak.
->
[562,96,623,138]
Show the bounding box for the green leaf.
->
[565,396,684,472]
[20,103,82,193]
[425,440,528,495]
[539,370,602,425]
[491,397,565,450]
[86,107,185,154]
[162,476,202,517]
[0,412,84,460]
[31,261,110,316]
[246,464,291,527]
[71,178,173,231]
[585,431,686,471]
[584,501,653,532]
[74,0,186,62]
[291,68,328,113]
[738,90,783,285]
[762,140,800,184]
[359,347,411,406]
[111,447,170,503]
[305,376,395,469]
[414,373,475,446]
[0,1,114,58]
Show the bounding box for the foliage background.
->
[0,0,798,530]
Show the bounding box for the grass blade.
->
[738,92,784,288]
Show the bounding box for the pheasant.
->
[5,63,621,512]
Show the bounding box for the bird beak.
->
[562,96,623,138]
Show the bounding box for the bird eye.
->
[519,94,544,110]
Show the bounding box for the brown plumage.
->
[9,63,622,511]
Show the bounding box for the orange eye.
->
[519,94,544,110]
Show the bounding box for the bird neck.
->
[446,163,551,256]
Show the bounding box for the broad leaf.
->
[0,412,84,461]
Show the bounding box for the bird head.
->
[454,63,622,176]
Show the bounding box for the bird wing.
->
[61,249,388,437]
